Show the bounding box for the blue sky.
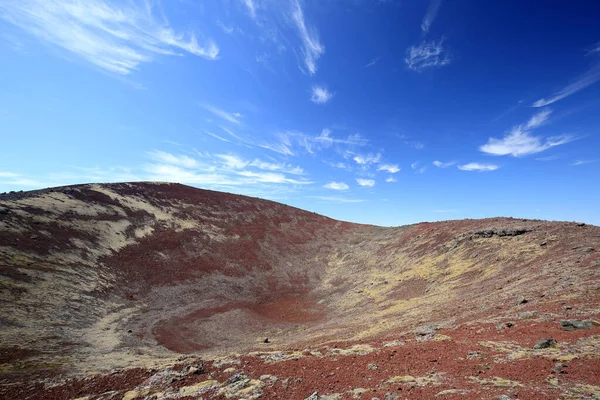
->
[1,0,599,226]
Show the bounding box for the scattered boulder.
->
[552,362,567,374]
[0,208,9,215]
[367,363,378,371]
[518,311,537,320]
[515,296,528,305]
[472,227,531,239]
[560,319,596,331]
[496,321,515,330]
[533,338,557,349]
[305,392,319,400]
[576,222,586,227]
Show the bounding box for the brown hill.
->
[0,182,599,399]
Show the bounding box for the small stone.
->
[264,337,270,343]
[533,338,557,349]
[367,363,378,371]
[552,362,567,374]
[305,392,319,400]
[0,208,9,215]
[576,222,585,227]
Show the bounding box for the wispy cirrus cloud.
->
[147,150,198,168]
[421,0,443,34]
[240,0,257,20]
[570,159,596,166]
[377,164,400,173]
[458,163,498,172]
[323,181,349,190]
[533,64,600,107]
[364,57,380,68]
[310,85,333,104]
[405,39,450,72]
[432,160,455,168]
[356,178,375,187]
[411,162,426,174]
[290,0,324,75]
[308,196,365,203]
[535,155,560,161]
[199,104,242,125]
[262,129,367,157]
[353,153,382,165]
[480,109,574,157]
[0,0,219,75]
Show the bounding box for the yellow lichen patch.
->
[563,384,600,399]
[435,389,468,397]
[388,375,416,383]
[469,376,522,387]
[386,372,445,386]
[556,354,578,362]
[432,334,453,342]
[328,344,375,356]
[122,388,155,400]
[179,380,220,397]
[546,376,559,386]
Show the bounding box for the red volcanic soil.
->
[0,182,599,399]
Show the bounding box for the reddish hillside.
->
[0,182,599,399]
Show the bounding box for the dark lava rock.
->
[472,227,531,239]
[533,338,557,349]
[560,319,595,331]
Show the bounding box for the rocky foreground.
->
[0,182,599,399]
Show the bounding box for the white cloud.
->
[0,172,20,178]
[480,126,573,157]
[263,130,367,157]
[290,0,324,75]
[405,39,450,72]
[308,196,365,203]
[570,159,596,166]
[241,0,256,19]
[385,176,396,183]
[310,85,333,104]
[201,130,231,143]
[199,104,241,125]
[353,153,381,165]
[215,154,249,169]
[356,178,375,187]
[326,161,350,170]
[535,155,560,161]
[377,164,400,173]
[525,109,552,129]
[147,150,198,168]
[432,160,455,168]
[458,163,498,172]
[480,109,573,157]
[237,170,311,184]
[0,0,218,75]
[411,162,427,174]
[323,181,349,190]
[249,159,304,175]
[421,0,443,34]
[364,57,380,68]
[533,64,600,107]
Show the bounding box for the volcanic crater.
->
[1,182,599,399]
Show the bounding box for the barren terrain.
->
[0,182,599,399]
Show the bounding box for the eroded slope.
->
[0,182,599,394]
